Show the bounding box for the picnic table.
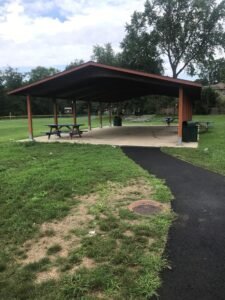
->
[45,124,84,139]
[163,117,178,126]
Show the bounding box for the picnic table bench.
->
[196,121,214,132]
[45,124,84,139]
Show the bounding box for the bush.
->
[195,87,218,114]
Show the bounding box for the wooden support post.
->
[88,101,91,131]
[53,99,58,125]
[178,87,184,144]
[109,103,112,126]
[99,102,103,128]
[72,100,77,124]
[26,95,33,140]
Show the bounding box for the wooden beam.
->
[178,87,184,144]
[53,98,58,125]
[26,95,33,140]
[72,100,77,124]
[88,101,91,131]
[99,103,103,128]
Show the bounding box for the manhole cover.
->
[128,200,162,216]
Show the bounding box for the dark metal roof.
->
[8,61,202,102]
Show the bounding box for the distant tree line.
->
[1,0,225,116]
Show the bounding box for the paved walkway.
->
[122,147,225,300]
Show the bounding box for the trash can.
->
[182,121,198,142]
[113,116,122,126]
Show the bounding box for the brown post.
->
[27,95,33,140]
[53,99,58,125]
[88,101,91,131]
[109,103,112,126]
[178,87,184,144]
[99,102,103,128]
[72,100,77,124]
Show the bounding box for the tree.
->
[25,66,60,115]
[65,59,84,70]
[1,67,25,115]
[27,66,59,83]
[125,0,225,78]
[198,58,225,84]
[121,11,163,74]
[91,43,119,66]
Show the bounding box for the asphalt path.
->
[122,147,225,300]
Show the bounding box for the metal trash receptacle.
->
[182,121,198,142]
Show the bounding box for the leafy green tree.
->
[27,66,59,83]
[65,59,85,70]
[91,43,120,66]
[120,11,163,74]
[125,0,225,78]
[0,72,6,116]
[198,58,225,84]
[1,67,25,116]
[25,66,60,115]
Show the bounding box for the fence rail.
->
[0,114,98,121]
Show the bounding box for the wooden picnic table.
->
[45,124,84,139]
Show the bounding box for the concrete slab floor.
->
[30,126,198,148]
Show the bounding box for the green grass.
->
[0,138,173,299]
[24,257,51,273]
[0,114,224,299]
[47,244,62,255]
[0,115,109,142]
[163,115,225,175]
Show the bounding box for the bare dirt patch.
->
[20,178,170,284]
[21,195,98,265]
[106,178,153,203]
[36,267,58,284]
[68,257,97,275]
[123,230,134,237]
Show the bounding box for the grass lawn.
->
[0,116,108,143]
[0,123,174,299]
[2,114,223,299]
[163,115,225,176]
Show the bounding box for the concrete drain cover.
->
[128,200,162,216]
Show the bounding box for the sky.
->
[0,1,144,67]
[0,0,189,78]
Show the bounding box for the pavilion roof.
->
[8,61,202,102]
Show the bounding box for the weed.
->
[0,263,6,272]
[40,229,55,237]
[98,215,119,231]
[68,249,83,265]
[119,208,137,220]
[47,244,62,255]
[81,236,116,261]
[62,265,119,298]
[134,271,161,298]
[24,257,51,273]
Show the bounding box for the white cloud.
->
[0,0,145,68]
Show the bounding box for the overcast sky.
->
[0,1,144,66]
[0,0,190,78]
